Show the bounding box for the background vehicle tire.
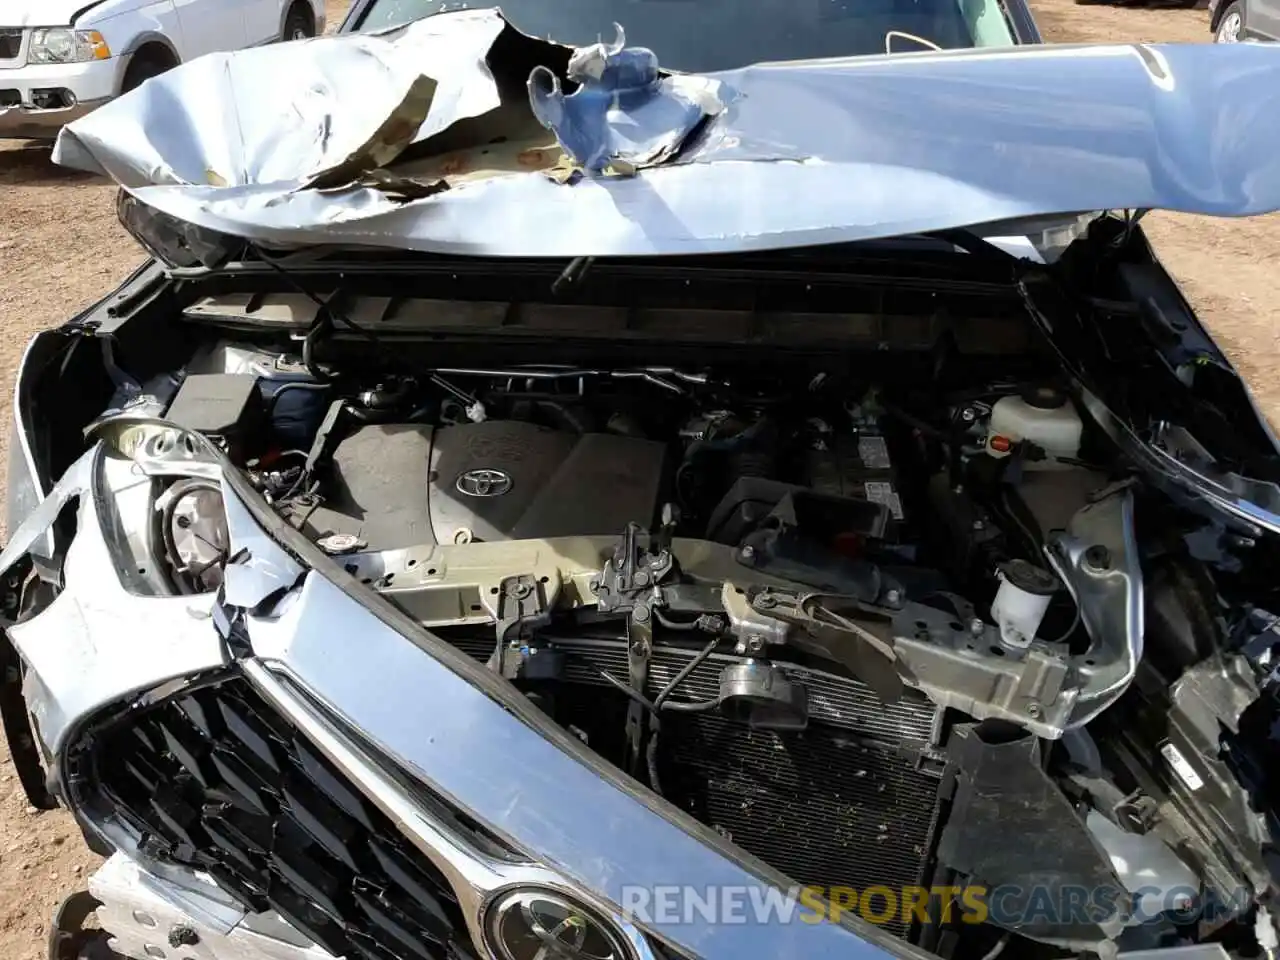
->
[1215,1,1244,41]
[282,3,316,41]
[121,45,177,93]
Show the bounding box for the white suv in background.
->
[0,0,326,141]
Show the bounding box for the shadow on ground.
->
[0,143,102,187]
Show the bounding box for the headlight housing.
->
[28,28,110,64]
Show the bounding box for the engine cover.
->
[296,420,668,550]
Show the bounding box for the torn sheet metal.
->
[53,10,510,189]
[53,13,1280,257]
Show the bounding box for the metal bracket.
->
[595,522,676,616]
[489,574,551,676]
[595,519,682,774]
[625,611,652,775]
[735,586,903,703]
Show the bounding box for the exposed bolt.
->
[746,636,765,653]
[960,407,978,423]
[972,519,985,531]
[755,595,777,609]
[632,605,650,624]
[884,589,902,607]
[1084,545,1111,571]
[969,618,984,637]
[634,571,650,587]
[740,545,756,563]
[167,927,200,949]
[1026,702,1043,719]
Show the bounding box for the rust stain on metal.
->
[517,148,550,167]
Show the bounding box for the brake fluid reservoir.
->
[986,386,1082,468]
[991,559,1059,649]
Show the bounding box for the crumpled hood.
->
[51,10,1280,258]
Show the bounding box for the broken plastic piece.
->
[527,23,717,175]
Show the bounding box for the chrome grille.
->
[90,677,473,960]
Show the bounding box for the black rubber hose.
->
[592,665,658,713]
[660,698,723,713]
[647,637,723,795]
[657,637,721,707]
[303,320,338,382]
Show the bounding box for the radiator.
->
[660,714,944,939]
[456,632,949,941]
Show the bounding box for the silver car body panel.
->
[91,853,336,960]
[0,445,229,757]
[49,11,1280,258]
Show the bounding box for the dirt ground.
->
[0,1,1278,957]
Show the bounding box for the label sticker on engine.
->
[864,481,904,520]
[1160,742,1205,791]
[857,435,892,470]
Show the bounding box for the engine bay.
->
[151,345,1106,603]
[83,330,1241,950]
[27,248,1280,960]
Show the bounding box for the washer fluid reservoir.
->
[987,386,1082,469]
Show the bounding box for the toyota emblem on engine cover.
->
[456,468,513,497]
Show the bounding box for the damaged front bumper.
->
[0,426,908,960]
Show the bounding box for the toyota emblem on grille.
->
[456,468,513,497]
[486,889,628,960]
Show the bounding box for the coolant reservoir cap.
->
[1000,559,1060,596]
[1020,385,1067,410]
